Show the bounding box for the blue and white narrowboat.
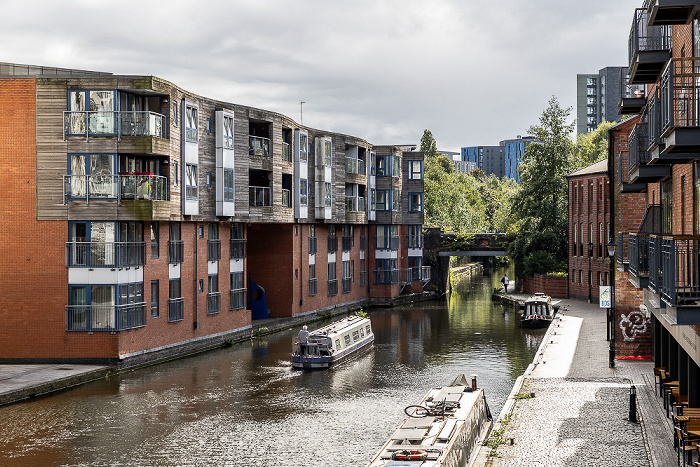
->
[292,315,374,370]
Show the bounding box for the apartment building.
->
[566,159,612,304]
[501,135,536,183]
[612,1,700,404]
[460,145,505,178]
[576,67,633,135]
[0,63,428,365]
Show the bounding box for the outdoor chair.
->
[654,367,666,395]
[676,426,700,467]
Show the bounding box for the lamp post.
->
[607,240,617,368]
[588,240,594,303]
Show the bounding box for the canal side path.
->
[473,294,675,467]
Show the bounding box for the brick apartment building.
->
[0,63,428,366]
[566,159,612,303]
[611,1,700,403]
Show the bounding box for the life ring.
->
[392,449,428,461]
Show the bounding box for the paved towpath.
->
[474,296,676,467]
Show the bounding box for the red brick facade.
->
[522,274,568,298]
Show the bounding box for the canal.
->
[0,265,544,466]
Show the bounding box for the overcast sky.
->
[2,0,640,152]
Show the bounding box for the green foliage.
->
[573,121,615,169]
[420,129,440,158]
[510,97,573,275]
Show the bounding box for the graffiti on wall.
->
[619,311,649,342]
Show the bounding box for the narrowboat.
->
[366,374,492,467]
[520,293,558,329]
[292,315,374,370]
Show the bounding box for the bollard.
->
[609,339,615,368]
[629,385,638,423]
[471,374,478,391]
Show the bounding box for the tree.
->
[510,96,574,275]
[574,121,615,169]
[420,129,439,158]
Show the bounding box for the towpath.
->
[474,296,675,467]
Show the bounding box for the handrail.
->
[65,302,146,331]
[63,174,169,205]
[63,110,166,141]
[65,241,146,268]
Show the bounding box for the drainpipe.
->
[194,222,199,329]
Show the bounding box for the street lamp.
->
[588,240,594,303]
[607,240,617,367]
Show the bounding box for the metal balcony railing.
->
[617,232,626,265]
[629,122,650,172]
[168,297,184,322]
[400,268,412,285]
[649,236,662,293]
[628,8,671,67]
[620,68,646,99]
[661,236,700,307]
[374,268,399,285]
[230,239,247,259]
[207,239,221,262]
[308,278,317,296]
[648,90,662,148]
[63,174,169,204]
[407,234,424,249]
[66,302,146,331]
[360,235,366,251]
[168,240,184,264]
[230,288,247,310]
[308,236,317,255]
[282,142,291,162]
[207,292,221,314]
[328,236,338,253]
[66,241,146,268]
[660,57,700,133]
[63,111,166,140]
[328,279,338,296]
[421,266,431,282]
[249,186,272,207]
[342,277,352,293]
[629,233,650,278]
[249,136,271,157]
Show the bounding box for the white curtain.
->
[91,285,115,329]
[70,155,86,197]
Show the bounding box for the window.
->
[300,179,308,206]
[409,192,423,212]
[375,190,387,211]
[66,90,115,135]
[587,106,595,115]
[324,182,332,208]
[208,223,221,261]
[224,168,234,202]
[223,114,234,149]
[173,103,178,127]
[573,226,578,257]
[186,164,198,199]
[299,133,308,162]
[376,225,399,250]
[370,152,376,176]
[173,160,179,186]
[375,258,398,284]
[207,274,220,314]
[328,262,338,296]
[150,222,159,259]
[230,272,246,310]
[151,280,159,318]
[408,160,423,180]
[587,116,595,125]
[185,105,198,142]
[408,225,422,248]
[376,154,389,176]
[392,190,400,212]
[309,264,317,296]
[324,139,332,166]
[342,260,351,293]
[168,222,183,264]
[168,279,183,322]
[68,153,116,198]
[360,258,367,286]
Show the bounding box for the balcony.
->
[328,236,338,253]
[66,302,146,331]
[66,241,146,268]
[207,239,221,262]
[63,174,169,205]
[400,268,412,285]
[342,277,352,293]
[63,111,166,141]
[345,196,365,212]
[374,268,398,285]
[628,233,650,288]
[618,68,647,115]
[282,142,292,162]
[421,266,431,283]
[249,186,272,207]
[658,236,700,323]
[628,8,672,84]
[328,279,338,296]
[207,292,221,314]
[168,297,184,322]
[230,239,247,259]
[658,57,700,155]
[628,121,671,183]
[645,0,700,26]
[249,136,271,157]
[282,189,291,207]
[230,288,247,310]
[168,240,184,264]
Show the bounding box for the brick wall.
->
[522,274,568,298]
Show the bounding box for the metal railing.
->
[308,236,317,255]
[168,297,184,322]
[649,236,661,293]
[661,237,700,307]
[328,236,338,253]
[308,278,317,296]
[207,292,221,314]
[628,121,649,172]
[65,241,146,268]
[342,277,352,293]
[249,136,271,157]
[648,89,662,148]
[422,266,431,282]
[63,174,169,204]
[230,239,247,259]
[358,159,366,175]
[168,240,184,264]
[376,235,400,250]
[620,67,646,99]
[628,233,650,278]
[617,232,626,265]
[360,270,367,286]
[282,189,291,207]
[407,234,424,249]
[374,268,399,285]
[660,57,700,134]
[230,288,247,310]
[63,111,166,140]
[345,196,365,212]
[207,239,221,261]
[400,268,412,285]
[628,8,671,68]
[66,302,146,331]
[328,279,338,296]
[282,142,292,162]
[342,236,354,252]
[249,186,272,206]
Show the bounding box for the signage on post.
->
[600,286,611,308]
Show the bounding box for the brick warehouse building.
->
[567,159,612,304]
[610,1,700,404]
[0,63,428,365]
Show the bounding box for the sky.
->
[1,0,641,152]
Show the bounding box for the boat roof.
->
[526,293,551,303]
[308,315,369,337]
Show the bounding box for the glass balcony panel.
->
[249,186,272,206]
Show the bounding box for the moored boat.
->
[366,374,492,467]
[520,292,558,329]
[292,315,373,370]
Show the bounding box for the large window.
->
[230,223,246,259]
[186,164,198,199]
[68,153,116,198]
[223,114,234,149]
[224,168,234,202]
[408,160,423,180]
[168,222,183,264]
[342,260,352,293]
[168,279,183,322]
[375,259,398,284]
[207,274,220,314]
[409,192,423,212]
[67,282,145,331]
[208,223,221,261]
[150,222,159,259]
[230,272,246,310]
[185,105,198,142]
[328,262,338,296]
[376,225,399,250]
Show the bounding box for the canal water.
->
[0,266,544,466]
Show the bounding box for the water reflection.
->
[0,265,544,466]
